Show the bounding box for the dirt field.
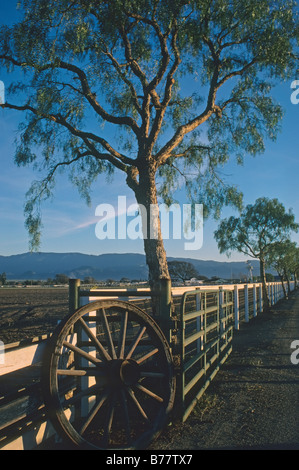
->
[0,287,69,344]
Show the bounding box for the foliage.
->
[266,240,299,295]
[168,260,204,283]
[54,273,70,284]
[214,197,299,305]
[0,0,298,270]
[214,198,299,260]
[0,272,6,285]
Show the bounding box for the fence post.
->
[244,284,249,322]
[196,288,203,352]
[253,284,257,317]
[159,278,172,345]
[219,287,224,335]
[268,283,272,306]
[69,278,81,314]
[259,284,263,313]
[0,340,4,365]
[234,285,239,330]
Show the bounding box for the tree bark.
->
[284,268,291,297]
[279,272,288,299]
[260,256,270,309]
[133,167,171,314]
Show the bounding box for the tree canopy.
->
[1,0,298,288]
[214,197,299,306]
[266,240,299,297]
[168,260,203,284]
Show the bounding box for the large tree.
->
[1,0,298,298]
[214,197,299,308]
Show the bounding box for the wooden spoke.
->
[126,326,147,359]
[79,391,109,436]
[117,310,128,359]
[135,383,164,403]
[57,369,88,377]
[120,389,131,444]
[140,371,165,379]
[62,341,102,367]
[101,393,116,447]
[57,369,105,377]
[136,348,159,365]
[78,317,111,361]
[63,383,103,408]
[126,388,149,422]
[100,308,117,359]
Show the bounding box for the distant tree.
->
[83,276,97,284]
[0,272,6,285]
[55,273,70,284]
[267,240,299,298]
[0,0,298,306]
[292,246,299,289]
[214,198,299,308]
[168,260,202,284]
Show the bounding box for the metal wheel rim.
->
[43,300,176,450]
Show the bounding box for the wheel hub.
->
[108,359,140,387]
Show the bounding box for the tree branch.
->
[50,59,141,136]
[0,53,141,137]
[2,101,135,172]
[102,47,143,117]
[217,59,257,89]
[155,51,257,166]
[148,20,181,151]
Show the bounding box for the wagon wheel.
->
[43,300,176,450]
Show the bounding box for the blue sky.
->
[0,2,299,263]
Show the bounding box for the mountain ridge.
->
[0,252,263,281]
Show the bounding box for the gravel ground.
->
[150,290,299,450]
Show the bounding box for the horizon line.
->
[0,250,254,264]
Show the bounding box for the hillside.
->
[0,252,262,281]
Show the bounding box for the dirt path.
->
[151,289,299,450]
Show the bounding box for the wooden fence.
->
[0,280,295,450]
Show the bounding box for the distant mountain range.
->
[0,252,264,281]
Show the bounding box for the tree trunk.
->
[260,257,270,309]
[279,272,287,299]
[134,168,170,314]
[284,268,291,297]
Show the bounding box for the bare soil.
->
[0,287,69,344]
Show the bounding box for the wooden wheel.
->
[42,300,176,450]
